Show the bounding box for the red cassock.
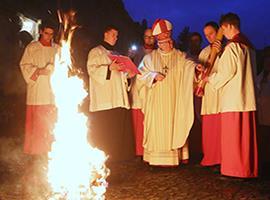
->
[24,105,56,155]
[205,33,258,178]
[220,111,258,178]
[131,109,144,156]
[201,114,221,166]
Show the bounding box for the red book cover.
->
[108,54,141,75]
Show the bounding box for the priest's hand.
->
[196,64,205,72]
[126,69,136,78]
[212,40,222,54]
[45,62,54,71]
[202,74,209,83]
[154,73,166,82]
[109,59,124,71]
[38,67,50,75]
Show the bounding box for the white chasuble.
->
[138,49,195,165]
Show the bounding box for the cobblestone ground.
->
[0,137,269,200]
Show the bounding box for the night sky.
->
[123,0,270,49]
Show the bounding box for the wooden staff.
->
[194,28,223,97]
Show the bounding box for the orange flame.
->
[47,11,109,200]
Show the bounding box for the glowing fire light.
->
[47,11,109,200]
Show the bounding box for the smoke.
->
[0,136,26,172]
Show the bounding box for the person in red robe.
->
[130,28,155,156]
[205,13,258,178]
[199,21,222,168]
[20,20,58,187]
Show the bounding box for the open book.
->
[108,54,141,75]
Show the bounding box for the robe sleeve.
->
[185,56,198,70]
[137,54,158,88]
[87,47,112,85]
[208,44,237,90]
[198,48,209,64]
[172,53,196,149]
[19,45,39,85]
[46,44,60,76]
[46,63,54,75]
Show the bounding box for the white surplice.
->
[87,45,130,112]
[20,41,58,105]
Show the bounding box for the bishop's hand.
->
[154,72,166,82]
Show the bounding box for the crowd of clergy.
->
[19,12,270,181]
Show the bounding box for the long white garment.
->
[138,49,195,165]
[130,46,151,109]
[130,76,146,109]
[20,41,58,105]
[198,45,220,115]
[87,45,130,112]
[208,42,256,113]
